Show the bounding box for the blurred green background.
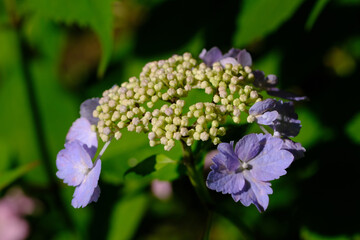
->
[1,0,360,239]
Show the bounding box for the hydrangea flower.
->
[199,47,252,67]
[56,140,101,208]
[206,133,294,212]
[56,98,103,208]
[249,99,301,138]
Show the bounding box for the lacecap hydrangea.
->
[56,47,305,211]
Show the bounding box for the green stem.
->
[180,140,214,240]
[180,140,254,239]
[14,23,74,230]
[180,140,213,207]
[202,210,213,240]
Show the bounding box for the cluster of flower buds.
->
[93,52,264,151]
[56,46,307,209]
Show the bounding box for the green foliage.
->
[345,112,360,144]
[125,154,185,181]
[233,0,305,47]
[0,161,39,191]
[1,0,359,239]
[25,0,113,75]
[305,0,330,31]
[107,193,148,240]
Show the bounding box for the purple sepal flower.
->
[80,98,100,125]
[56,98,101,208]
[199,47,252,67]
[282,139,306,160]
[56,140,101,208]
[206,133,294,212]
[199,47,223,66]
[66,117,98,158]
[249,99,301,138]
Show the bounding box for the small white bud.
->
[115,131,122,140]
[247,115,256,123]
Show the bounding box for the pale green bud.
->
[148,132,156,140]
[209,127,217,136]
[115,131,122,140]
[127,124,135,132]
[126,111,134,119]
[102,104,109,113]
[149,140,156,147]
[186,137,193,146]
[165,131,172,139]
[173,132,181,140]
[212,120,219,128]
[200,132,209,141]
[212,137,220,145]
[100,134,109,142]
[111,111,120,121]
[213,95,220,103]
[160,137,168,145]
[250,91,258,99]
[193,110,202,118]
[193,132,200,140]
[180,127,188,136]
[181,117,189,126]
[218,127,226,136]
[117,121,125,129]
[233,116,241,123]
[147,102,154,108]
[240,94,247,102]
[197,116,206,124]
[155,128,165,136]
[247,115,256,123]
[239,103,246,111]
[195,124,204,132]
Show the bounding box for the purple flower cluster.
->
[199,47,252,68]
[203,47,307,212]
[249,98,301,138]
[200,47,307,102]
[56,98,102,208]
[206,134,295,212]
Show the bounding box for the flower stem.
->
[180,140,213,207]
[180,140,214,240]
[13,21,74,230]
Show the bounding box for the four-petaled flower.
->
[56,98,101,208]
[206,133,294,212]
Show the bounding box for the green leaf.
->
[233,0,305,47]
[300,227,354,240]
[101,131,182,184]
[293,107,333,148]
[305,0,330,31]
[25,0,113,75]
[0,161,39,191]
[345,112,360,144]
[125,154,185,181]
[107,193,148,240]
[0,29,45,184]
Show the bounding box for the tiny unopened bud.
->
[115,131,122,140]
[247,115,256,123]
[200,132,209,141]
